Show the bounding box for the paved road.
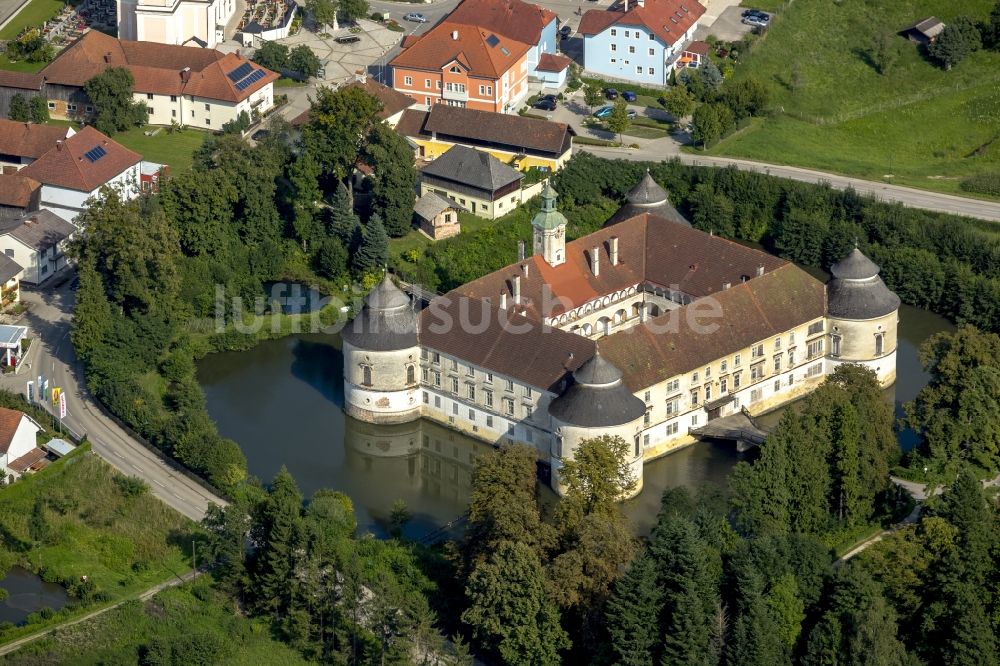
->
[0,569,204,657]
[0,279,225,522]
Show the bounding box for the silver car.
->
[404,12,427,23]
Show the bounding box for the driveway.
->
[696,5,759,41]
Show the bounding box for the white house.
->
[580,0,705,86]
[19,126,142,223]
[0,407,43,482]
[117,0,238,49]
[0,210,77,284]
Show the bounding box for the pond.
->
[198,303,952,538]
[0,566,69,626]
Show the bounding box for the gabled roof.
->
[536,53,572,73]
[19,126,141,194]
[684,40,710,55]
[580,0,706,47]
[0,71,44,91]
[402,104,572,157]
[900,16,945,38]
[391,21,531,78]
[0,209,77,251]
[0,407,27,454]
[40,31,277,102]
[414,191,463,221]
[0,120,75,160]
[446,0,557,47]
[0,253,24,283]
[420,144,523,193]
[0,174,40,208]
[7,447,47,473]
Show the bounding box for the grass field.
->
[0,0,64,41]
[111,125,209,172]
[709,0,1000,195]
[0,445,197,644]
[2,583,310,664]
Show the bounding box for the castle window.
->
[634,436,640,456]
[467,384,475,400]
[421,367,429,382]
[526,387,533,398]
[423,392,429,403]
[451,377,459,393]
[505,379,514,392]
[667,379,680,392]
[734,354,741,367]
[774,380,781,393]
[451,359,458,371]
[666,397,679,415]
[733,372,741,389]
[691,414,699,426]
[789,332,796,345]
[434,372,441,387]
[484,390,493,408]
[751,344,764,359]
[690,390,699,406]
[503,398,515,415]
[720,378,727,394]
[705,366,711,379]
[432,352,440,364]
[774,337,781,350]
[406,364,416,385]
[466,365,475,377]
[720,360,727,373]
[487,415,494,428]
[773,356,781,373]
[832,335,842,357]
[788,349,796,366]
[704,384,712,401]
[807,339,824,359]
[644,434,650,447]
[691,372,699,383]
[486,372,493,383]
[751,388,762,403]
[644,409,651,426]
[667,422,679,435]
[644,390,651,403]
[751,363,764,381]
[808,321,824,336]
[808,363,823,377]
[469,409,475,421]
[526,405,533,418]
[362,365,372,386]
[875,333,885,356]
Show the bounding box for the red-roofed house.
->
[34,31,277,130]
[20,126,142,222]
[580,0,706,85]
[536,53,573,89]
[0,120,76,171]
[680,40,710,68]
[445,0,559,78]
[0,407,42,482]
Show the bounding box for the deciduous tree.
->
[660,85,694,120]
[84,67,147,135]
[363,123,417,237]
[252,41,289,72]
[606,98,631,144]
[288,45,322,78]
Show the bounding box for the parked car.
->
[743,15,769,27]
[622,90,637,102]
[535,95,557,111]
[559,24,573,37]
[604,88,619,99]
[335,35,361,44]
[404,12,427,22]
[251,129,269,142]
[594,105,614,118]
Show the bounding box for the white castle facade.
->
[341,176,901,498]
[117,0,236,48]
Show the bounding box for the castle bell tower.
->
[532,181,567,267]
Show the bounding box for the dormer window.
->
[449,65,461,73]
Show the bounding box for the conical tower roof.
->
[627,170,669,206]
[549,349,646,428]
[830,247,880,280]
[341,275,419,351]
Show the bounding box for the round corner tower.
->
[341,275,422,424]
[826,247,901,387]
[603,169,691,228]
[547,349,647,499]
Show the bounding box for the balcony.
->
[442,86,469,102]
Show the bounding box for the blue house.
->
[447,0,558,79]
[580,0,705,86]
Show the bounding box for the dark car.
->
[622,90,637,102]
[559,24,573,37]
[534,95,557,111]
[605,88,619,99]
[251,129,269,142]
[335,35,361,44]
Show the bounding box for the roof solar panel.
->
[84,145,107,163]
[234,68,267,91]
[227,62,252,82]
[486,34,500,47]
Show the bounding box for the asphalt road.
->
[0,279,225,522]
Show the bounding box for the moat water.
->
[198,304,952,538]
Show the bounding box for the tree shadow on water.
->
[289,339,344,406]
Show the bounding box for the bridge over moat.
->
[691,409,770,452]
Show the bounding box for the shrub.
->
[114,475,150,499]
[960,172,1000,197]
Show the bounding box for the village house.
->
[535,53,573,89]
[0,174,41,219]
[116,0,238,49]
[395,103,573,172]
[418,144,526,219]
[580,0,705,86]
[0,120,76,172]
[414,191,464,240]
[0,407,44,482]
[0,209,77,284]
[0,71,46,119]
[19,126,142,223]
[444,0,558,79]
[32,31,277,130]
[899,17,946,44]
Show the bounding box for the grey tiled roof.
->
[0,253,23,283]
[0,209,75,251]
[341,275,419,351]
[827,248,900,319]
[420,145,523,194]
[413,191,462,221]
[548,350,646,428]
[830,248,880,280]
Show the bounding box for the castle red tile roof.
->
[19,126,141,193]
[0,174,40,208]
[40,31,277,102]
[0,120,74,160]
[391,21,531,78]
[446,0,557,46]
[580,0,706,47]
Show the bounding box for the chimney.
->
[609,236,619,265]
[500,291,508,309]
[104,52,112,63]
[591,246,600,277]
[521,262,529,278]
[55,140,63,151]
[181,66,191,83]
[451,30,458,40]
[636,0,644,6]
[723,282,731,290]
[513,275,521,304]
[518,239,525,261]
[756,264,764,277]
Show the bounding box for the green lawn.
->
[273,77,307,89]
[0,444,198,645]
[708,0,1000,196]
[0,55,45,72]
[0,0,65,41]
[111,126,209,172]
[2,583,310,664]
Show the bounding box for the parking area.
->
[695,5,762,41]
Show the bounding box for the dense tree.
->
[721,78,769,118]
[929,16,981,70]
[606,98,631,144]
[363,123,417,237]
[351,213,388,274]
[303,86,382,184]
[605,553,663,666]
[692,104,733,148]
[315,237,348,279]
[339,0,369,22]
[83,67,147,135]
[252,41,289,72]
[987,1,1000,49]
[583,84,604,111]
[249,467,304,617]
[7,93,29,122]
[462,541,569,665]
[870,32,899,75]
[287,151,324,251]
[306,0,337,30]
[288,45,322,78]
[555,434,636,519]
[327,181,360,245]
[661,85,695,120]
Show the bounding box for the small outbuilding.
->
[899,17,945,44]
[413,192,463,241]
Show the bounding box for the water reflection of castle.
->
[343,416,491,504]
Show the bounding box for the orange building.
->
[390,22,531,114]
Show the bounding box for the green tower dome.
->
[532,181,567,231]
